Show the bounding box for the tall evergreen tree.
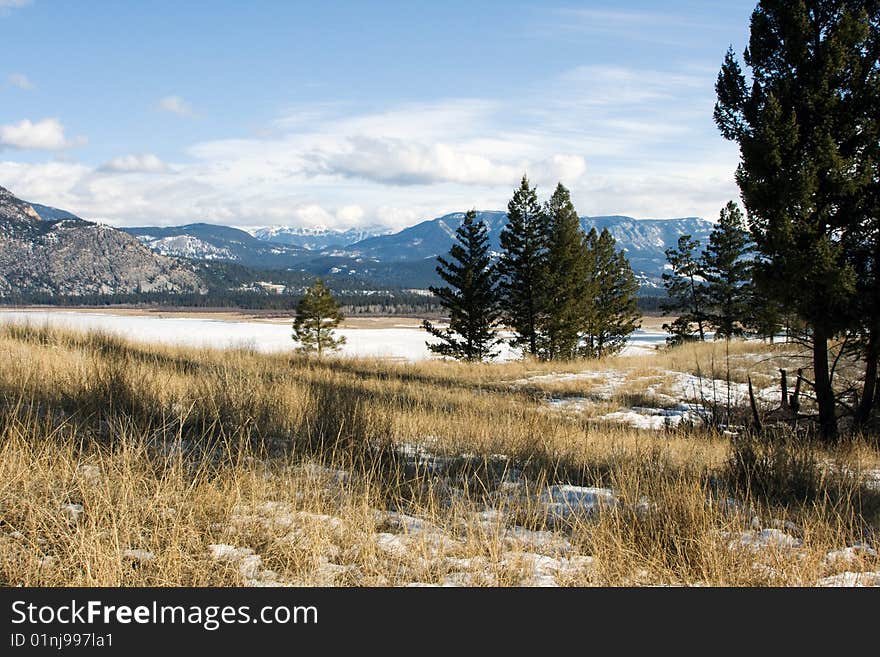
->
[540,183,591,360]
[292,278,346,356]
[847,5,880,427]
[582,228,641,358]
[498,175,549,358]
[422,209,501,361]
[661,235,709,345]
[714,0,876,439]
[701,201,753,339]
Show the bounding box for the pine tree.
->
[422,209,501,362]
[701,201,753,339]
[292,278,346,356]
[498,175,549,358]
[714,1,876,440]
[582,228,640,358]
[540,183,590,360]
[661,235,708,345]
[745,281,785,342]
[847,6,880,427]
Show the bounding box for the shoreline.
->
[0,305,672,331]
[0,305,428,329]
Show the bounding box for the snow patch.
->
[60,503,83,522]
[540,485,617,523]
[817,571,880,587]
[726,528,803,550]
[122,549,156,563]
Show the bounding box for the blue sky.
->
[0,0,755,229]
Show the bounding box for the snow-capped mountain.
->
[121,223,306,269]
[133,234,236,261]
[250,225,391,250]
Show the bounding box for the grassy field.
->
[1,324,878,587]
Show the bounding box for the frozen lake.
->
[0,310,667,361]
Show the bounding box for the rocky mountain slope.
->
[0,186,203,297]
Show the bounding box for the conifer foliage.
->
[661,235,709,345]
[292,278,346,356]
[424,175,641,363]
[714,0,879,439]
[497,175,549,358]
[540,183,591,361]
[582,228,641,358]
[701,201,752,339]
[422,209,502,362]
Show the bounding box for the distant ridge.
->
[28,202,82,223]
[334,211,714,288]
[252,225,391,250]
[7,190,715,291]
[122,211,713,289]
[122,223,306,269]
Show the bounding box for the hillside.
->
[122,223,307,269]
[0,186,203,297]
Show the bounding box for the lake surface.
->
[0,310,668,361]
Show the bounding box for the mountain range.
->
[2,183,716,298]
[122,212,712,289]
[122,223,307,269]
[251,225,391,250]
[126,212,712,289]
[332,211,713,287]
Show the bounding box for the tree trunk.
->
[790,369,803,415]
[748,376,762,432]
[528,290,537,357]
[812,327,838,442]
[779,369,789,411]
[856,326,879,427]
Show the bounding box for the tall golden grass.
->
[0,323,877,586]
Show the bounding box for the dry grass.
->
[0,324,878,587]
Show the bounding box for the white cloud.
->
[555,8,720,33]
[158,96,194,117]
[0,118,86,150]
[289,204,336,227]
[100,153,168,173]
[0,160,93,210]
[531,155,587,187]
[546,7,734,47]
[311,136,521,186]
[7,73,33,90]
[374,205,423,229]
[0,64,741,229]
[336,205,365,225]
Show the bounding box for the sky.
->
[0,0,756,231]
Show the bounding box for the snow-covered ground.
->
[0,310,667,362]
[531,366,783,431]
